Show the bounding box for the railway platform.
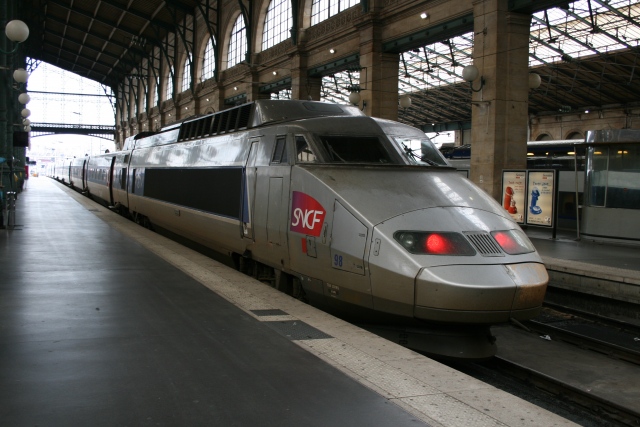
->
[2,176,627,427]
[524,226,640,317]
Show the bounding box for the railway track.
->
[490,355,640,427]
[523,303,640,366]
[443,304,640,427]
[501,304,640,426]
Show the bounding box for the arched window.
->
[165,66,174,101]
[143,83,148,111]
[182,53,192,92]
[263,0,292,50]
[228,15,247,68]
[202,38,216,81]
[153,77,159,106]
[311,0,359,25]
[124,79,131,120]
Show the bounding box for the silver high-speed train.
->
[51,100,548,358]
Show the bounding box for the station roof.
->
[15,0,640,130]
[20,0,200,88]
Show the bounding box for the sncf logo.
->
[290,191,325,237]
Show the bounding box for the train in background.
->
[50,99,550,359]
[443,133,640,245]
[445,140,584,231]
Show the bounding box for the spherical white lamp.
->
[24,125,32,132]
[18,93,30,104]
[462,65,479,82]
[23,119,31,126]
[21,108,31,118]
[529,73,542,90]
[348,91,361,105]
[5,20,29,43]
[399,95,412,109]
[13,68,29,83]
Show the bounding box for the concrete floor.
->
[1,178,580,427]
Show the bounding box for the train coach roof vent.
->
[463,232,504,257]
[251,99,364,126]
[176,100,363,142]
[178,103,253,141]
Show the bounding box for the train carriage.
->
[51,100,550,358]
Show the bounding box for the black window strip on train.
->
[226,108,239,133]
[143,168,244,219]
[177,104,253,142]
[120,168,127,190]
[237,105,251,129]
[211,114,222,134]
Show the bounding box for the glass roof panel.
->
[317,1,640,129]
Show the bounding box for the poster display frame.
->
[525,170,557,229]
[500,170,527,224]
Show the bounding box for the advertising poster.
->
[501,170,527,224]
[526,170,556,227]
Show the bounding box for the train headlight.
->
[491,229,535,255]
[394,231,476,255]
[396,232,416,250]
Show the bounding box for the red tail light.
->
[394,231,475,255]
[492,231,513,249]
[425,233,452,254]
[491,230,535,255]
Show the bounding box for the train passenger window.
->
[609,144,640,209]
[296,136,318,163]
[131,169,136,193]
[588,147,608,207]
[271,137,289,164]
[317,136,392,164]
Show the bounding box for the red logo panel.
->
[290,191,325,237]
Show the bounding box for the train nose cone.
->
[414,262,548,324]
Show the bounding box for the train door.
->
[81,159,87,190]
[327,201,374,309]
[252,131,292,268]
[265,134,291,250]
[241,140,259,240]
[108,156,116,206]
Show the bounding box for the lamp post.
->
[1,15,30,224]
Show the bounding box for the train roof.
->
[527,139,581,147]
[176,100,364,143]
[532,130,640,146]
[124,99,426,150]
[585,129,640,144]
[122,100,366,151]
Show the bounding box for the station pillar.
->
[468,0,531,200]
[357,18,400,121]
[290,53,321,101]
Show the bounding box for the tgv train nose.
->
[414,262,549,323]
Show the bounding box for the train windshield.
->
[393,137,448,166]
[316,136,394,164]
